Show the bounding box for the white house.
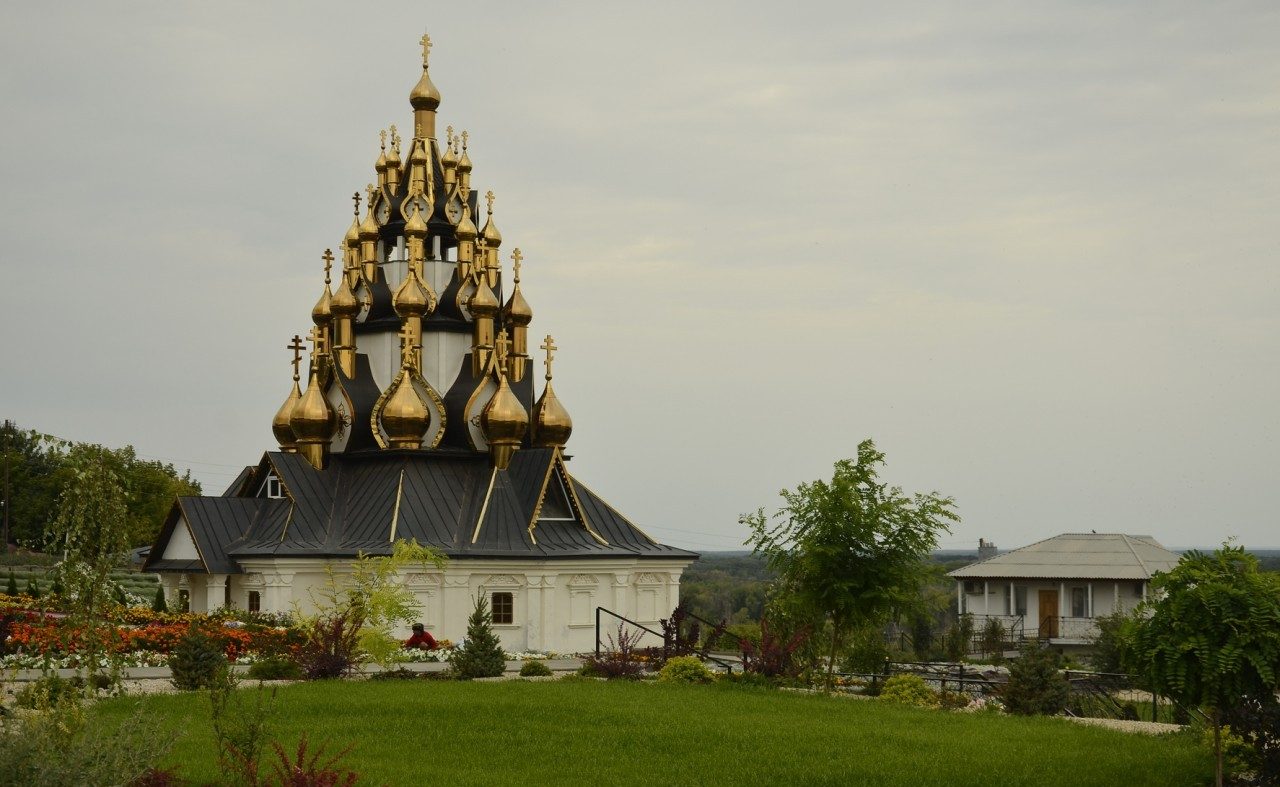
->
[947,533,1181,645]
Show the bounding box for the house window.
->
[491,592,513,625]
[177,589,190,612]
[266,474,283,499]
[224,577,232,609]
[1014,586,1027,616]
[1071,587,1087,617]
[248,591,261,612]
[963,581,981,594]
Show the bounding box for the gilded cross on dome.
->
[307,326,323,353]
[352,191,361,217]
[321,249,334,283]
[398,324,416,365]
[495,331,511,367]
[420,32,432,66]
[365,183,377,207]
[485,190,495,214]
[511,248,523,283]
[540,335,558,380]
[379,129,386,151]
[460,130,469,150]
[390,125,400,153]
[287,335,305,380]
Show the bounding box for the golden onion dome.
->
[386,140,402,169]
[311,284,333,326]
[503,285,533,326]
[481,375,529,469]
[481,213,502,247]
[394,271,430,317]
[410,69,442,111]
[331,276,360,317]
[344,216,360,247]
[456,205,478,241]
[410,139,428,165]
[457,146,473,173]
[359,205,379,238]
[376,149,388,175]
[289,371,334,443]
[533,381,572,448]
[381,373,429,449]
[442,138,458,170]
[272,380,302,449]
[470,278,499,316]
[404,203,428,238]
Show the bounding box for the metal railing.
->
[593,606,735,673]
[1035,616,1098,641]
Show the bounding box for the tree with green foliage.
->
[5,571,18,596]
[451,594,507,679]
[152,584,168,613]
[743,440,958,690]
[25,575,39,598]
[46,443,134,683]
[1122,544,1280,787]
[1003,640,1070,715]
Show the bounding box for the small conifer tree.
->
[5,570,17,596]
[1002,641,1070,715]
[25,575,40,598]
[49,577,62,596]
[451,594,507,679]
[152,584,168,613]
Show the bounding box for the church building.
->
[145,34,696,653]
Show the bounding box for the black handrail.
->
[594,606,735,674]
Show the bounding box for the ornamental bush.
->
[450,595,506,680]
[4,571,17,597]
[879,674,938,707]
[658,655,714,684]
[151,585,168,613]
[169,624,227,691]
[1002,641,1069,716]
[519,659,553,677]
[246,656,302,681]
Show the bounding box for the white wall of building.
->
[957,578,1148,639]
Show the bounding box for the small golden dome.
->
[311,283,333,326]
[331,276,360,317]
[409,69,441,111]
[376,150,388,175]
[344,216,360,247]
[456,205,477,241]
[394,271,430,317]
[457,146,473,173]
[442,137,458,170]
[382,373,429,449]
[410,139,428,165]
[533,381,572,448]
[272,380,301,449]
[404,203,428,238]
[504,285,533,326]
[386,139,402,169]
[481,375,529,469]
[481,213,501,247]
[359,204,379,238]
[470,278,499,316]
[290,370,334,444]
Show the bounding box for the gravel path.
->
[1064,716,1183,735]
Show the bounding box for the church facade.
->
[144,34,696,653]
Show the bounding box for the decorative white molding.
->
[568,574,598,587]
[481,574,523,588]
[406,573,442,586]
[244,573,265,587]
[635,572,664,585]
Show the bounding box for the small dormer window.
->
[258,472,284,499]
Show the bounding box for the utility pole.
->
[2,419,10,553]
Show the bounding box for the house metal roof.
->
[947,533,1180,580]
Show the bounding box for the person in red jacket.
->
[405,623,438,650]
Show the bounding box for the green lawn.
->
[96,680,1212,786]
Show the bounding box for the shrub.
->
[24,576,39,598]
[247,656,303,681]
[266,734,358,787]
[519,659,553,677]
[209,665,277,785]
[296,608,362,680]
[1002,641,1070,716]
[152,585,168,613]
[740,618,808,678]
[15,675,81,709]
[717,670,775,690]
[943,614,974,661]
[0,692,170,787]
[4,571,16,597]
[169,624,228,690]
[450,595,506,680]
[580,624,648,680]
[938,690,972,710]
[711,622,760,652]
[879,674,938,707]
[841,623,890,674]
[1087,610,1129,674]
[978,618,1006,660]
[658,655,714,684]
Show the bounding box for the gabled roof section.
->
[948,533,1181,580]
[145,496,277,574]
[222,466,256,497]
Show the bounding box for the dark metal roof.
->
[148,446,695,572]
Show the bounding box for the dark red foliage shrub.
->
[739,618,808,678]
[581,624,649,679]
[296,609,362,680]
[268,734,359,787]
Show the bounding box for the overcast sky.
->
[2,2,1277,552]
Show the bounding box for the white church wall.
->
[232,557,692,654]
[161,519,201,561]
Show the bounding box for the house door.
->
[1038,590,1058,638]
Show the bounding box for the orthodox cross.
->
[321,249,334,284]
[415,121,423,140]
[495,331,511,368]
[379,129,387,152]
[446,125,454,146]
[511,248,523,283]
[485,190,495,215]
[365,183,377,209]
[398,324,416,366]
[352,191,361,218]
[307,325,323,355]
[420,32,432,66]
[390,125,400,153]
[540,335,558,380]
[460,129,469,151]
[287,335,305,381]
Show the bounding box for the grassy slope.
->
[96,680,1211,786]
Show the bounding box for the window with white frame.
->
[1014,586,1027,616]
[491,591,514,625]
[1071,587,1087,617]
